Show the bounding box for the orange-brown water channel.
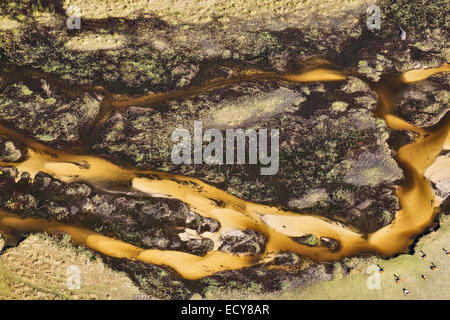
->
[0,63,448,280]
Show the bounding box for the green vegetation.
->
[294,234,318,247]
[0,0,58,18]
[281,214,450,299]
[381,0,449,33]
[0,233,148,299]
[0,82,102,148]
[0,0,448,300]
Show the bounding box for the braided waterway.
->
[0,63,448,280]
